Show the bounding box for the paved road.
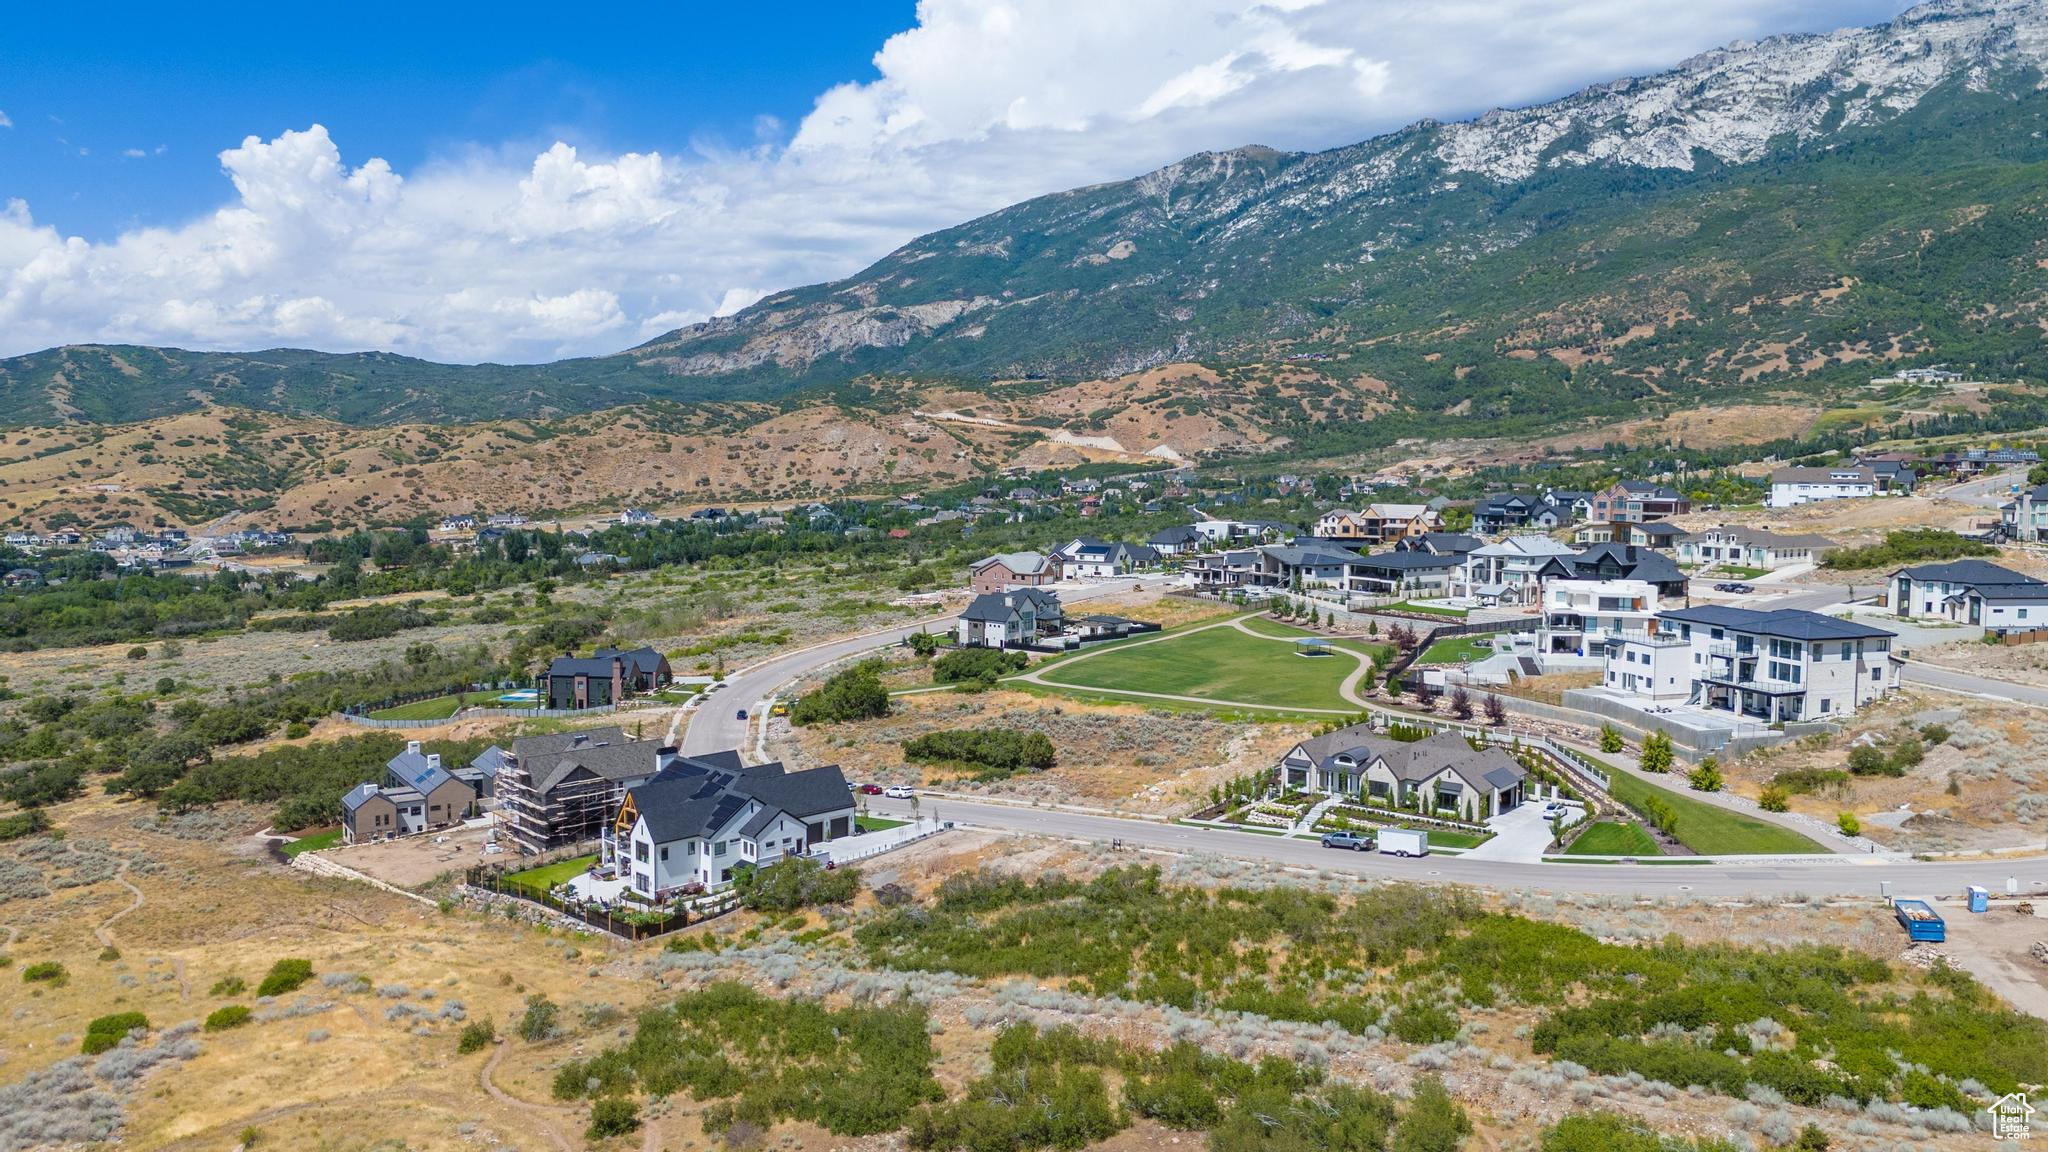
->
[1902,660,2048,706]
[680,578,1168,756]
[863,794,2047,899]
[1941,467,2025,510]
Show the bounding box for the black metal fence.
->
[465,863,740,941]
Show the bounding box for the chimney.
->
[427,753,441,771]
[406,740,422,755]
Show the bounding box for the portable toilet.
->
[1968,885,1990,913]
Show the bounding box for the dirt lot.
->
[324,819,501,888]
[1724,694,2048,853]
[771,688,1304,813]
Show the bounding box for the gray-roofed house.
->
[1277,726,1526,821]
[1605,606,1899,721]
[1147,525,1204,556]
[958,588,1063,648]
[341,740,482,844]
[1675,526,1836,571]
[1890,559,2048,631]
[541,645,673,710]
[970,550,1056,594]
[497,727,662,854]
[603,753,856,895]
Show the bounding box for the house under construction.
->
[497,727,663,855]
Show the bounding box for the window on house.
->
[659,845,668,862]
[635,841,649,862]
[715,841,727,857]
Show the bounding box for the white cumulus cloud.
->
[0,0,1903,364]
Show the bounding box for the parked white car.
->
[884,786,916,799]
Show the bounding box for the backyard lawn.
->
[856,815,909,833]
[1714,565,1771,580]
[1417,635,1493,664]
[1567,821,1661,856]
[367,694,467,721]
[503,854,600,896]
[1601,761,1826,855]
[279,828,342,857]
[1036,622,1361,710]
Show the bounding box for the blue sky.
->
[0,0,1910,363]
[0,1,916,239]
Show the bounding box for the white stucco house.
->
[602,751,855,897]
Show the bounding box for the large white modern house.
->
[602,751,855,898]
[1605,606,1899,722]
[1767,466,1877,508]
[1538,578,1665,659]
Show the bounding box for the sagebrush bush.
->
[82,1012,149,1055]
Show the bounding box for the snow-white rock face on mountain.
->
[1435,0,2048,181]
[636,0,2048,378]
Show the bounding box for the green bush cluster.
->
[931,648,1029,691]
[326,603,433,642]
[789,660,890,726]
[204,1004,253,1032]
[518,993,562,1042]
[0,808,48,841]
[256,957,314,997]
[21,961,66,984]
[552,982,942,1137]
[1822,529,1995,570]
[732,857,862,912]
[1771,767,1850,795]
[457,1020,496,1054]
[82,1011,149,1054]
[901,729,1055,779]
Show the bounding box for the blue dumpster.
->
[1968,885,1990,913]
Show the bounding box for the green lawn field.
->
[1567,821,1661,856]
[857,815,909,833]
[1037,622,1361,710]
[279,828,342,857]
[1600,761,1826,855]
[1417,635,1493,664]
[503,854,599,895]
[367,694,466,721]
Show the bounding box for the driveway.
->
[1462,800,1575,863]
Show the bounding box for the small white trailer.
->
[1377,828,1429,858]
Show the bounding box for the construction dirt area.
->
[314,819,501,888]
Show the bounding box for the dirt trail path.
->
[483,1041,574,1152]
[94,860,142,950]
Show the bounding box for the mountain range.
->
[3,0,2048,464]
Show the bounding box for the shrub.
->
[1687,757,1723,793]
[1836,811,1861,837]
[257,958,315,996]
[1598,724,1625,754]
[0,808,49,841]
[517,993,561,1042]
[205,1004,254,1031]
[458,1019,497,1054]
[901,729,1055,779]
[126,646,149,661]
[930,648,1029,690]
[210,975,247,997]
[1772,767,1850,795]
[97,946,120,962]
[1846,745,1897,777]
[1757,785,1789,813]
[1638,731,1675,775]
[587,1096,640,1140]
[1888,735,1924,772]
[22,960,66,984]
[1822,529,1994,570]
[1919,723,1951,746]
[1390,1075,1471,1152]
[733,857,862,912]
[789,660,890,726]
[83,1011,150,1054]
